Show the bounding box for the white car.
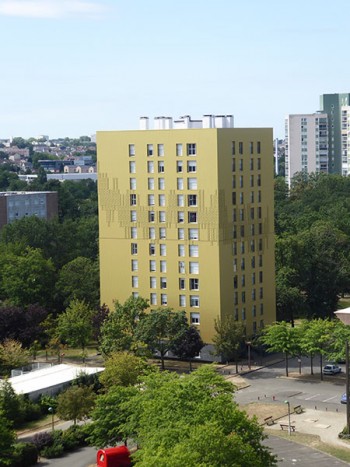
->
[323,364,341,375]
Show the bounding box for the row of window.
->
[147,292,200,308]
[130,254,200,274]
[235,305,264,320]
[129,143,197,157]
[129,160,197,174]
[132,227,199,241]
[232,141,261,156]
[232,238,263,253]
[132,210,198,224]
[234,288,263,305]
[232,174,262,188]
[129,177,198,194]
[234,271,263,287]
[233,207,263,221]
[232,158,262,172]
[233,255,263,270]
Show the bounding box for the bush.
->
[41,443,64,458]
[18,397,42,422]
[32,431,53,451]
[61,425,88,450]
[12,442,38,467]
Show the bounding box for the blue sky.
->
[0,0,348,139]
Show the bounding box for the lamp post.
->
[334,309,350,434]
[48,406,54,432]
[284,400,291,435]
[246,341,251,370]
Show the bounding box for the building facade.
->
[0,191,58,229]
[320,93,350,175]
[285,113,328,186]
[97,116,276,359]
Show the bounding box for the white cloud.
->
[0,0,108,19]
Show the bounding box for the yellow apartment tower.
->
[97,115,276,360]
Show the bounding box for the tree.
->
[56,385,95,425]
[259,321,300,377]
[57,300,93,361]
[99,352,152,390]
[99,296,149,355]
[0,380,22,426]
[212,315,245,372]
[171,326,204,371]
[55,256,99,308]
[135,308,189,370]
[0,340,30,376]
[124,366,276,466]
[0,410,16,466]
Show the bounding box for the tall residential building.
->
[320,93,350,175]
[97,115,276,360]
[285,113,328,186]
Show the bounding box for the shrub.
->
[18,397,42,422]
[41,443,64,458]
[61,425,87,450]
[32,431,53,451]
[12,442,38,467]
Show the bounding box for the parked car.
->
[323,364,342,375]
[341,393,347,404]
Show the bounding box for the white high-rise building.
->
[285,113,328,186]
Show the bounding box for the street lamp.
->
[48,406,54,432]
[246,341,252,370]
[284,400,291,435]
[334,309,350,434]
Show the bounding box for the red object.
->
[97,446,132,467]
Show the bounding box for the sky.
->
[0,0,349,139]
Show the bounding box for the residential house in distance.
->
[97,115,276,360]
[0,191,58,229]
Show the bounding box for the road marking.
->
[322,395,337,402]
[304,394,320,400]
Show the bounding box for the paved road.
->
[36,446,97,466]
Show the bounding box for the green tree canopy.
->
[171,325,204,371]
[212,315,245,371]
[56,385,96,425]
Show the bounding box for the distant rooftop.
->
[140,114,234,130]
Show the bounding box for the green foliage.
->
[135,308,189,369]
[56,385,96,424]
[0,410,16,466]
[99,296,149,355]
[212,315,245,365]
[40,443,64,458]
[171,325,204,371]
[11,442,38,467]
[99,351,153,390]
[0,340,30,376]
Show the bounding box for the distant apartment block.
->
[97,115,276,360]
[285,113,328,186]
[0,191,58,229]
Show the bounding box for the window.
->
[250,207,254,220]
[252,289,256,300]
[190,312,200,324]
[250,175,254,187]
[132,292,139,299]
[239,142,243,154]
[234,276,238,289]
[149,227,155,239]
[259,271,263,283]
[257,142,261,154]
[161,294,167,305]
[177,194,184,206]
[241,258,245,270]
[258,238,263,251]
[250,191,254,203]
[234,292,238,305]
[177,161,183,172]
[148,211,155,222]
[188,194,197,206]
[260,303,264,315]
[129,161,136,173]
[188,212,197,223]
[190,295,200,307]
[189,262,199,274]
[130,210,137,222]
[178,244,185,256]
[177,178,184,190]
[160,277,167,289]
[257,174,261,186]
[251,256,256,268]
[232,141,236,155]
[160,244,166,256]
[258,207,262,219]
[158,144,164,156]
[132,276,138,288]
[250,142,254,154]
[159,227,166,239]
[150,293,157,305]
[189,245,199,257]
[149,260,156,271]
[129,144,135,156]
[189,228,198,240]
[242,291,246,303]
[159,211,166,223]
[259,287,263,299]
[160,260,167,272]
[147,144,153,156]
[179,261,185,273]
[178,211,185,223]
[187,143,196,155]
[178,228,185,240]
[179,295,186,307]
[159,194,165,206]
[158,178,165,190]
[131,259,138,271]
[252,305,256,317]
[239,159,243,171]
[188,177,197,189]
[176,143,183,156]
[239,209,244,221]
[240,192,244,204]
[242,308,246,320]
[232,159,236,172]
[190,278,199,290]
[250,158,254,170]
[147,161,154,173]
[239,175,244,188]
[179,278,185,289]
[149,243,155,255]
[259,223,263,234]
[240,227,245,239]
[259,254,263,267]
[258,190,262,203]
[131,243,137,255]
[148,178,154,190]
[148,194,155,206]
[130,194,137,206]
[131,227,137,239]
[241,275,245,287]
[130,178,137,191]
[158,161,165,173]
[187,161,197,172]
[232,192,236,205]
[252,272,256,285]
